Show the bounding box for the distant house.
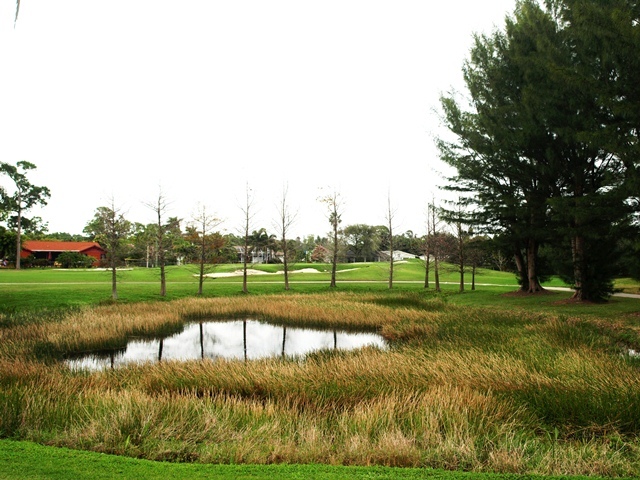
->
[20,241,106,266]
[376,250,418,262]
[233,246,277,264]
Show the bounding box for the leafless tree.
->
[274,183,297,291]
[240,183,255,294]
[453,213,467,293]
[429,200,442,293]
[319,189,344,288]
[423,205,432,289]
[190,204,222,295]
[386,190,396,289]
[144,188,171,297]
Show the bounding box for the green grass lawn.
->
[0,260,635,319]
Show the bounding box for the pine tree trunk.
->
[15,199,22,270]
[111,265,118,300]
[571,234,585,301]
[472,263,476,291]
[424,254,430,289]
[526,238,544,293]
[330,224,338,288]
[514,248,528,292]
[283,238,290,291]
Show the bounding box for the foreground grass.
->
[0,439,608,480]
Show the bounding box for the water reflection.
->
[66,320,386,371]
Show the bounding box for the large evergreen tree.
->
[438,0,637,301]
[438,1,558,293]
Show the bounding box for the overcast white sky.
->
[0,0,514,239]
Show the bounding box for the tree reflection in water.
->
[66,320,387,371]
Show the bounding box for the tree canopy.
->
[438,0,639,301]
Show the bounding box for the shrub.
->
[56,251,95,268]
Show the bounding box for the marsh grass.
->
[1,291,640,476]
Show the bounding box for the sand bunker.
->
[203,267,321,278]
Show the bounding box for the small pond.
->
[66,319,387,370]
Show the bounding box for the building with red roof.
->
[20,241,106,266]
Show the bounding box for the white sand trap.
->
[203,267,322,278]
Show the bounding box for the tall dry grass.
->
[1,291,640,476]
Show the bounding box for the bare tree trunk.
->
[15,193,22,270]
[145,189,169,297]
[241,184,253,294]
[571,234,585,301]
[157,208,166,297]
[424,251,430,289]
[423,211,431,289]
[457,222,465,293]
[526,238,544,293]
[319,190,343,288]
[471,262,476,290]
[198,233,205,295]
[111,264,118,300]
[243,238,249,293]
[430,202,441,293]
[330,222,338,288]
[277,184,297,291]
[387,192,395,290]
[514,248,528,292]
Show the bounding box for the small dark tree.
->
[84,201,132,300]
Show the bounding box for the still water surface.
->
[66,319,387,370]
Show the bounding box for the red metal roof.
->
[21,241,105,253]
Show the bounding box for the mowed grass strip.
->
[3,439,610,480]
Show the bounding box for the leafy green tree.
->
[343,224,380,262]
[438,0,636,300]
[44,232,90,242]
[437,3,557,293]
[0,226,16,263]
[543,0,639,300]
[84,202,132,300]
[0,161,51,269]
